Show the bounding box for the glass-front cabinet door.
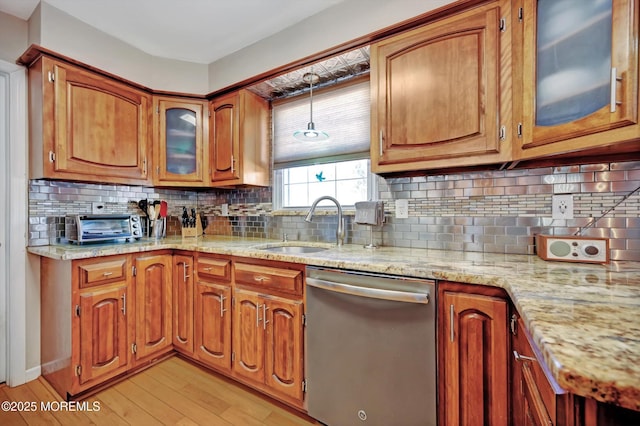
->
[521,0,638,149]
[155,98,207,185]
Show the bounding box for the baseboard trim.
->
[25,365,41,383]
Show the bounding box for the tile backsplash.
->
[29,161,640,261]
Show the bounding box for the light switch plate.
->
[395,199,409,219]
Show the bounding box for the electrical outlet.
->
[92,202,105,214]
[395,199,409,219]
[221,203,229,216]
[552,194,574,220]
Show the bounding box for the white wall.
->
[24,0,451,94]
[0,11,28,64]
[29,2,209,94]
[207,0,450,92]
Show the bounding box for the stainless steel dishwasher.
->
[306,266,436,426]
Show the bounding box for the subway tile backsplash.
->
[28,161,640,261]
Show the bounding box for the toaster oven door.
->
[78,215,132,241]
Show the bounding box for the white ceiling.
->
[0,0,346,64]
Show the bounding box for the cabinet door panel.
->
[195,282,231,371]
[264,296,303,402]
[79,285,128,384]
[210,93,239,182]
[173,255,194,354]
[372,3,507,173]
[442,290,508,426]
[134,255,172,360]
[155,98,206,185]
[521,0,638,149]
[232,289,264,383]
[52,60,149,181]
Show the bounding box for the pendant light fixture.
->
[293,71,329,141]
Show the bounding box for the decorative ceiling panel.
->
[248,45,370,100]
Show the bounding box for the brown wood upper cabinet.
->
[209,89,270,186]
[370,0,513,174]
[438,281,509,426]
[516,0,639,158]
[153,97,208,186]
[28,56,151,185]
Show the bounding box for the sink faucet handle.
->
[283,233,288,242]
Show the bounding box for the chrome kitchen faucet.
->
[305,196,345,246]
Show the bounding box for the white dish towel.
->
[354,201,384,226]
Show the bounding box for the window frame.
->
[271,76,374,211]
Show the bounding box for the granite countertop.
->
[28,236,640,411]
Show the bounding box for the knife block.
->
[181,214,203,238]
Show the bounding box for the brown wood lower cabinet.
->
[40,256,134,398]
[511,312,572,426]
[78,283,129,385]
[511,310,640,426]
[173,253,194,355]
[233,288,304,404]
[232,259,305,408]
[194,254,233,372]
[195,281,232,371]
[132,253,173,363]
[438,281,509,426]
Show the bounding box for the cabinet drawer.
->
[198,256,231,282]
[234,263,302,295]
[514,317,567,424]
[78,258,128,288]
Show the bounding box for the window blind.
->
[273,80,370,169]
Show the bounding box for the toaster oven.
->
[65,214,142,244]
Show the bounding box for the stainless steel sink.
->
[260,245,329,254]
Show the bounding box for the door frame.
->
[0,59,29,386]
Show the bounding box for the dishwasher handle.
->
[306,277,430,304]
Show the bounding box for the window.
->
[273,79,373,209]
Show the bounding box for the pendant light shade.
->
[294,72,329,141]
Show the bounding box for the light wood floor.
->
[0,356,319,425]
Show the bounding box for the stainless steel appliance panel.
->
[306,267,436,426]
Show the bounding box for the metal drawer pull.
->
[610,67,623,112]
[513,350,537,363]
[181,262,190,282]
[202,267,212,271]
[306,277,429,304]
[263,304,269,330]
[102,272,113,277]
[219,295,227,317]
[256,303,262,327]
[449,304,454,342]
[254,276,270,283]
[121,294,126,316]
